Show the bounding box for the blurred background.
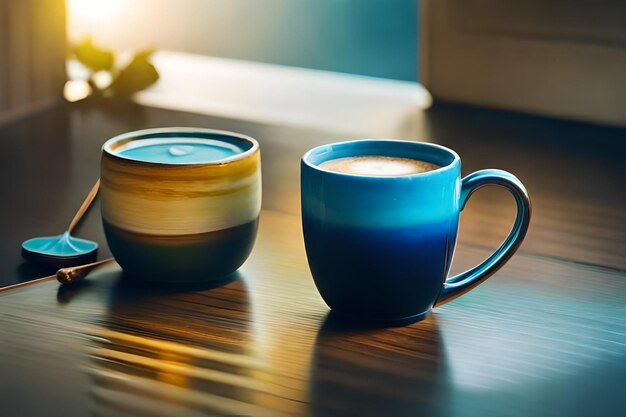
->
[1,0,625,131]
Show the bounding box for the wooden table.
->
[1,101,625,416]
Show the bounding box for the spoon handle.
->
[67,179,100,234]
[57,258,115,285]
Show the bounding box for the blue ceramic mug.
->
[301,140,531,324]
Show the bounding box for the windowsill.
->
[133,51,432,137]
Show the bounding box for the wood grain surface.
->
[0,101,625,416]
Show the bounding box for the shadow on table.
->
[309,311,449,417]
[16,261,60,283]
[56,269,242,302]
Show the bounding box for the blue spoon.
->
[22,180,100,265]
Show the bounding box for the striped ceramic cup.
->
[101,128,261,282]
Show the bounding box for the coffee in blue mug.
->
[301,140,531,325]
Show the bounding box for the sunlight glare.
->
[68,0,123,21]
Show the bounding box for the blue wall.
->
[135,1,419,82]
[231,1,420,81]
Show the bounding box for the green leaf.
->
[109,49,160,96]
[73,37,115,72]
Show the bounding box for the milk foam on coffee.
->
[320,156,440,176]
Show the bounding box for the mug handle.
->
[436,169,531,305]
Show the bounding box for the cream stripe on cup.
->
[101,175,261,235]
